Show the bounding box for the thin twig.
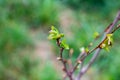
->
[76,48,101,80]
[56,39,73,80]
[54,11,120,80]
[71,51,86,74]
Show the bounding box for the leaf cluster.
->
[48,26,69,50]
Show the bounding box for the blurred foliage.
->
[61,0,105,10]
[0,22,32,54]
[0,0,62,79]
[38,0,59,26]
[0,20,35,79]
[0,0,60,28]
[0,54,37,80]
[39,62,61,80]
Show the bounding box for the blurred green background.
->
[0,0,120,80]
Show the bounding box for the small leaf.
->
[59,33,64,37]
[100,34,113,52]
[60,39,69,50]
[48,26,64,40]
[93,32,99,39]
[48,34,57,40]
[85,47,89,53]
[51,26,59,33]
[49,30,57,34]
[107,34,113,46]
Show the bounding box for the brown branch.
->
[111,24,120,33]
[76,48,101,80]
[56,39,73,80]
[76,11,120,80]
[53,11,120,80]
[71,51,85,74]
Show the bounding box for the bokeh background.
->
[0,0,120,80]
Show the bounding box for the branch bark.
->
[56,39,73,80]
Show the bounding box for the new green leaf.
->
[60,39,69,50]
[48,26,64,40]
[100,34,113,51]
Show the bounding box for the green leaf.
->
[51,26,59,34]
[60,39,69,50]
[93,32,99,38]
[48,26,64,40]
[100,34,113,52]
[85,47,89,53]
[107,34,113,45]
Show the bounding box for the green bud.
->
[93,32,99,39]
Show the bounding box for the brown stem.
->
[71,52,86,74]
[56,39,73,80]
[76,48,101,80]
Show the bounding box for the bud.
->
[89,42,93,46]
[76,65,80,69]
[93,32,99,39]
[77,60,82,64]
[80,47,85,53]
[85,47,89,53]
[57,57,62,61]
[100,43,106,48]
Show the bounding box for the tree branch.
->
[76,48,101,80]
[76,11,120,80]
[50,11,120,80]
[56,39,73,80]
